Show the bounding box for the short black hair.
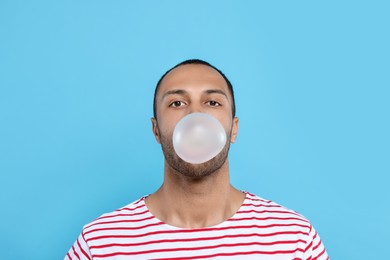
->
[153,59,236,119]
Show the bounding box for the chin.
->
[168,153,228,179]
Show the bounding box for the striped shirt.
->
[66,192,328,259]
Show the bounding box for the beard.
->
[159,128,231,179]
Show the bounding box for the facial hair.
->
[159,127,232,179]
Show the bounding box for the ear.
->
[230,117,239,143]
[151,118,161,144]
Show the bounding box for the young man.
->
[66,59,329,259]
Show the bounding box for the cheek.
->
[160,112,191,132]
[157,120,177,138]
[218,116,233,132]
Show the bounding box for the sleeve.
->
[303,225,329,260]
[64,231,93,260]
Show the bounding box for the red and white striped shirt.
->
[66,192,328,259]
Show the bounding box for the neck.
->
[145,159,245,228]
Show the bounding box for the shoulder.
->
[81,196,149,234]
[240,191,311,228]
[241,192,329,259]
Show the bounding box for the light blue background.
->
[0,1,389,259]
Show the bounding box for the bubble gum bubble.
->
[173,113,227,164]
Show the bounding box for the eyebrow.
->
[204,89,228,98]
[161,89,188,100]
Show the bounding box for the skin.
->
[146,64,245,228]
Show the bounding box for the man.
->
[66,59,329,259]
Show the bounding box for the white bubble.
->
[173,113,227,164]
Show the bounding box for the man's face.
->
[152,64,239,178]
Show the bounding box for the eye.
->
[207,100,221,107]
[169,101,186,108]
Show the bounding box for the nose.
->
[188,102,204,114]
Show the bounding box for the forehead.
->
[157,64,230,96]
